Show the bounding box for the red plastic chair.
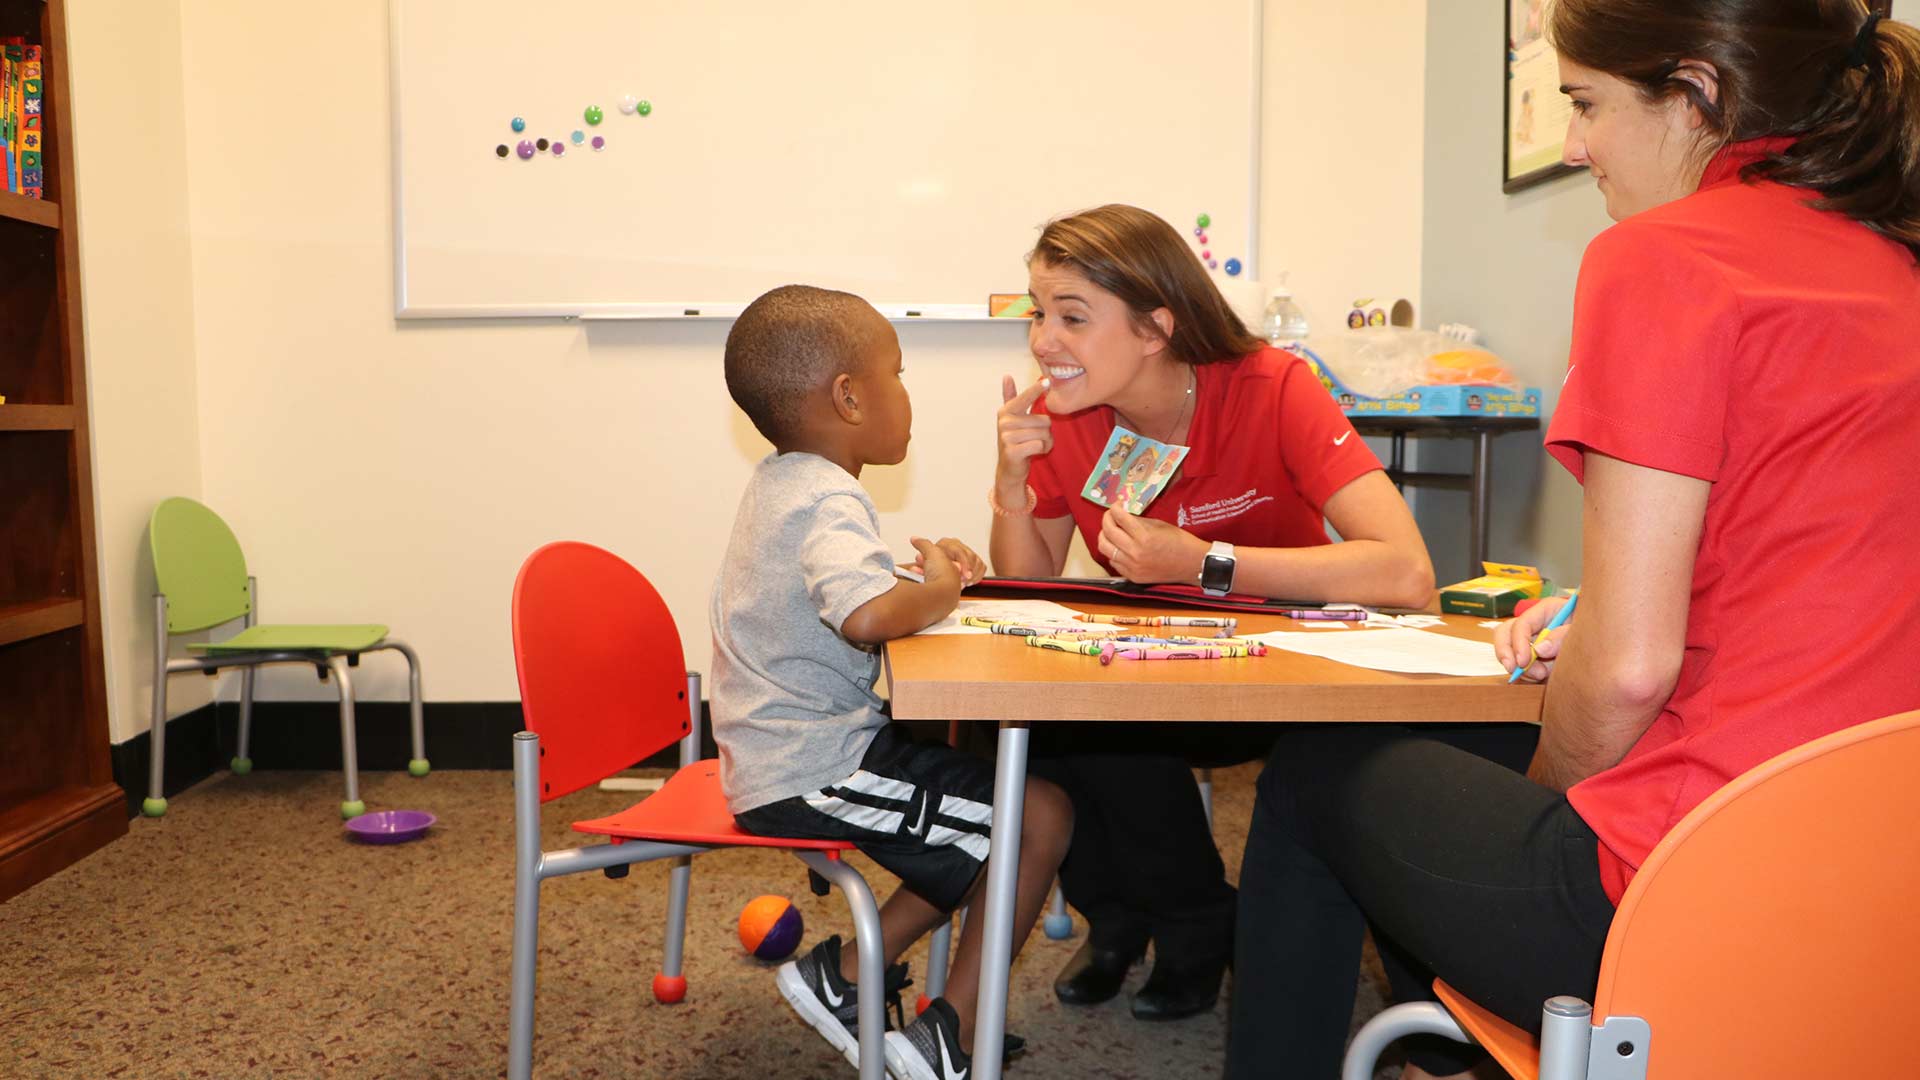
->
[1343,707,1920,1080]
[507,542,889,1080]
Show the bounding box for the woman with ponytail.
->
[1229,4,1920,1077]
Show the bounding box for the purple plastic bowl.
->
[344,809,437,844]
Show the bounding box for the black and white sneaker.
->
[775,935,912,1068]
[884,996,971,1080]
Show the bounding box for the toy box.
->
[1299,347,1541,418]
[1439,562,1547,618]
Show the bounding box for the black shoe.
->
[775,935,913,1068]
[1129,956,1227,1021]
[1053,940,1142,1006]
[885,996,970,1080]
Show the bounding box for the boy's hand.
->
[1097,505,1209,584]
[996,375,1053,492]
[909,536,963,594]
[931,537,986,586]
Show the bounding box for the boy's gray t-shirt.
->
[711,452,900,814]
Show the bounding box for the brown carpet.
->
[1,762,1408,1079]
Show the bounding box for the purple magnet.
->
[1207,259,1219,269]
[591,135,605,150]
[515,140,535,159]
[551,141,566,156]
[1194,227,1204,237]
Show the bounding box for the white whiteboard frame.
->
[389,1,1265,322]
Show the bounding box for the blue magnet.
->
[571,130,585,145]
[1224,258,1243,276]
[511,117,526,132]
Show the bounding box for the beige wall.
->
[67,0,210,743]
[1414,0,1613,585]
[75,1,1426,730]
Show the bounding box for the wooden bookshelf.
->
[0,0,125,902]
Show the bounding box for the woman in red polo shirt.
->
[987,204,1436,1020]
[1229,4,1920,1078]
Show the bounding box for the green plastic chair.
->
[145,497,427,819]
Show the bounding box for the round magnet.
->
[495,144,510,158]
[1194,227,1204,237]
[1207,259,1219,270]
[1196,212,1211,228]
[592,135,606,150]
[1224,258,1243,276]
[511,117,526,132]
[536,137,550,151]
[585,105,604,125]
[637,100,653,116]
[516,140,535,159]
[571,130,585,144]
[551,141,566,156]
[1201,249,1211,260]
[619,95,639,115]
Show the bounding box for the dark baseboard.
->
[111,700,722,819]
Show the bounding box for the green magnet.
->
[585,105,604,125]
[637,100,653,117]
[1196,212,1211,228]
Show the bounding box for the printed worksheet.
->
[1246,626,1507,677]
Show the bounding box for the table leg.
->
[1469,430,1493,575]
[970,721,1029,1080]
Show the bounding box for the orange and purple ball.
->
[738,895,804,962]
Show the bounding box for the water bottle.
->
[1261,280,1311,354]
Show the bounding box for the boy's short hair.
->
[725,285,883,444]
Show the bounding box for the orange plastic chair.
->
[506,542,889,1080]
[1343,708,1920,1080]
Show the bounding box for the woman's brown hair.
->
[1550,1,1920,257]
[1029,204,1266,366]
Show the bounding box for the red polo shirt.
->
[1028,346,1382,568]
[1548,138,1920,904]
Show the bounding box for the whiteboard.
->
[389,0,1263,320]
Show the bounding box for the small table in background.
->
[1350,415,1542,578]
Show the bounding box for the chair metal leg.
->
[1043,883,1073,939]
[508,731,543,1080]
[328,655,365,819]
[1342,1001,1473,1080]
[145,595,172,817]
[653,856,693,1003]
[232,667,256,775]
[1539,996,1595,1080]
[798,851,887,1080]
[383,640,430,776]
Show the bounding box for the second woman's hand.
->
[996,375,1053,498]
[1098,504,1209,584]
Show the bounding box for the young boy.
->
[711,285,1073,1080]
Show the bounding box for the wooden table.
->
[884,601,1544,1079]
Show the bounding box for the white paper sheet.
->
[1246,626,1508,677]
[914,598,1088,636]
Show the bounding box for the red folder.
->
[966,576,1327,614]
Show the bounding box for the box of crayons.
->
[1438,562,1547,618]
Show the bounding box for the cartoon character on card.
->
[1118,446,1160,514]
[1136,451,1183,511]
[1090,433,1138,506]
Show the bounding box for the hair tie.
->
[1845,12,1884,70]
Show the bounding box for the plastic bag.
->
[1303,328,1518,399]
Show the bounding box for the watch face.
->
[1201,554,1234,594]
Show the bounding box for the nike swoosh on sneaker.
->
[819,967,845,1008]
[1334,430,1352,446]
[938,1036,968,1080]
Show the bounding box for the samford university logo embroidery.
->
[1178,488,1275,528]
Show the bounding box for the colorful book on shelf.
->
[20,44,41,199]
[2,42,13,194]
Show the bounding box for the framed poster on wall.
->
[1504,0,1582,193]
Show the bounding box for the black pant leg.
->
[1029,745,1151,953]
[1226,723,1616,1080]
